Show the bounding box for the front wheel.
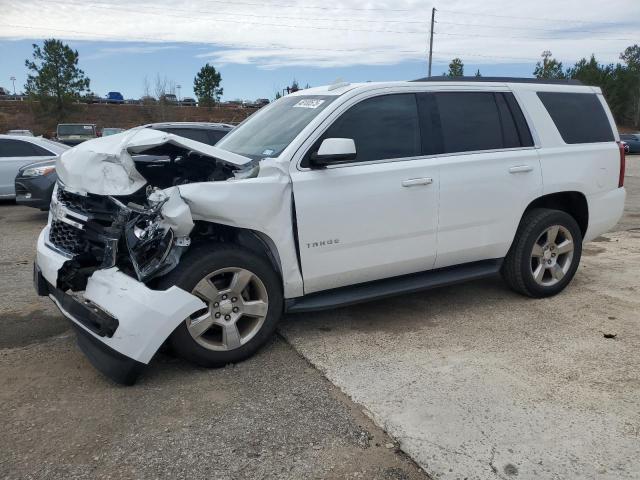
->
[502,208,582,298]
[157,244,283,367]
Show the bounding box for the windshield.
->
[58,125,95,136]
[216,95,336,159]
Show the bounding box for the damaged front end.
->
[48,127,257,291]
[35,127,298,385]
[50,184,194,291]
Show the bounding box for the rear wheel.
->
[502,208,582,298]
[157,244,283,367]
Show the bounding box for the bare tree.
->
[143,75,151,99]
[154,74,168,100]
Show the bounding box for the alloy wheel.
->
[187,267,269,351]
[530,225,575,287]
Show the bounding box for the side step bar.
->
[285,258,503,314]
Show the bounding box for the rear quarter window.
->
[537,92,614,144]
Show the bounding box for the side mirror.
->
[309,138,356,168]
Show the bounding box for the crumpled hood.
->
[56,127,253,196]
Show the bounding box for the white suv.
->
[34,79,626,384]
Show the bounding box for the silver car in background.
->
[0,135,68,198]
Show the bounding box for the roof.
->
[145,122,234,130]
[291,77,591,98]
[412,76,583,85]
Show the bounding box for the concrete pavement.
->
[280,230,640,479]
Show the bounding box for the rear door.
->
[0,139,54,196]
[428,91,543,268]
[290,93,440,293]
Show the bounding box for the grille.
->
[56,188,85,211]
[49,220,88,255]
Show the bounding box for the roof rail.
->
[411,76,583,85]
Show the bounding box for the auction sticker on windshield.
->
[293,99,325,109]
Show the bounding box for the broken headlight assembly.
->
[108,190,191,283]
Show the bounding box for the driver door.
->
[290,93,440,294]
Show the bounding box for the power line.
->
[36,2,427,35]
[435,20,632,36]
[437,8,625,26]
[435,30,636,42]
[198,0,416,12]
[40,0,634,41]
[54,0,429,25]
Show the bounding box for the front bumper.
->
[35,227,206,385]
[15,174,56,210]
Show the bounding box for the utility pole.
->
[427,7,436,77]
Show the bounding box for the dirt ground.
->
[0,204,427,480]
[0,155,638,479]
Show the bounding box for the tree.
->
[24,39,90,116]
[534,51,566,79]
[475,69,482,77]
[565,46,640,128]
[193,64,223,106]
[620,45,640,127]
[447,58,464,77]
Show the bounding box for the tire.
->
[156,243,283,367]
[502,208,582,298]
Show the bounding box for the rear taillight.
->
[617,141,626,188]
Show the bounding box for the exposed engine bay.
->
[49,128,259,291]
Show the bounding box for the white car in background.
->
[0,135,68,198]
[6,129,35,136]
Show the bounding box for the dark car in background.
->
[56,123,98,146]
[180,97,197,106]
[10,138,69,209]
[621,133,640,154]
[15,123,233,210]
[105,91,124,104]
[160,94,178,104]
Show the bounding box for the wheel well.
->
[189,221,283,278]
[524,192,588,236]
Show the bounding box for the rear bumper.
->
[585,187,626,241]
[35,228,206,384]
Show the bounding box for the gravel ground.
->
[1,155,637,479]
[0,203,427,480]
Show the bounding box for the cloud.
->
[84,45,179,60]
[1,0,638,68]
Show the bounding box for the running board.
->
[285,259,503,314]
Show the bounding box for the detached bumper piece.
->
[34,264,144,385]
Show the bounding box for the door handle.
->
[402,177,433,187]
[509,165,533,174]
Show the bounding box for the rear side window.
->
[434,92,503,153]
[537,92,614,144]
[427,92,532,154]
[311,93,421,164]
[0,139,43,157]
[28,143,55,156]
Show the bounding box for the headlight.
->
[22,166,55,177]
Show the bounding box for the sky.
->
[0,0,638,101]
